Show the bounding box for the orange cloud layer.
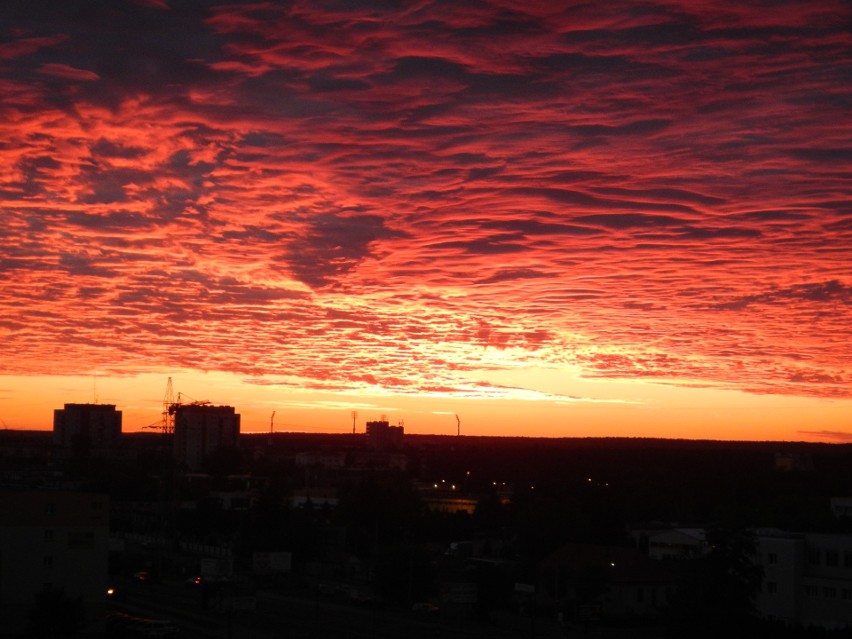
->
[0,1,850,431]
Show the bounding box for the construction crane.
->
[161,377,210,433]
[162,377,175,433]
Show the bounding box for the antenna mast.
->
[455,414,460,436]
[351,410,358,434]
[270,411,276,434]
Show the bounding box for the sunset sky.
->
[1,0,850,441]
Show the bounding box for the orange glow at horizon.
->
[0,1,850,442]
[1,371,850,443]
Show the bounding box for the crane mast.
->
[162,377,175,433]
[161,377,209,433]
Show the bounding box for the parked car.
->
[130,569,162,585]
[184,575,203,588]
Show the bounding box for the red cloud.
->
[0,0,849,408]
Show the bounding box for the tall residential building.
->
[173,404,240,471]
[0,490,109,636]
[53,403,122,450]
[365,419,403,450]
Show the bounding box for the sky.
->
[1,0,850,441]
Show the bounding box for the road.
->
[111,577,658,638]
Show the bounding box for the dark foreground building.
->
[0,490,109,636]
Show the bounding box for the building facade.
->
[0,490,110,636]
[53,403,122,450]
[173,404,240,471]
[754,529,852,629]
[365,419,403,450]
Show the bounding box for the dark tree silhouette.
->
[373,544,436,605]
[667,525,763,637]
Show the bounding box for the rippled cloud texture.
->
[1,1,850,432]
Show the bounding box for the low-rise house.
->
[647,528,709,561]
[291,486,339,509]
[541,543,673,620]
[295,451,347,469]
